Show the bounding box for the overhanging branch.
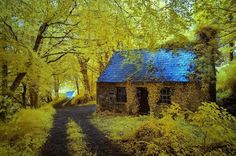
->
[10,72,27,93]
[47,53,67,64]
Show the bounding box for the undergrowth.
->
[0,103,56,156]
[121,103,236,155]
[0,96,21,121]
[217,60,236,99]
[50,96,68,107]
[92,103,236,155]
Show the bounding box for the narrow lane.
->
[41,102,129,156]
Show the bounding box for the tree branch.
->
[217,7,236,13]
[10,72,27,93]
[42,35,76,39]
[41,21,80,57]
[41,51,81,58]
[47,53,67,64]
[49,1,78,26]
[2,19,18,41]
[220,30,236,38]
[33,22,49,52]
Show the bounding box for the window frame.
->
[116,87,127,102]
[160,87,171,104]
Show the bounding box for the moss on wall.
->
[126,82,138,114]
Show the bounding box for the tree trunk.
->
[98,52,110,74]
[33,23,48,52]
[209,47,216,102]
[98,55,105,75]
[81,63,90,96]
[98,60,105,75]
[104,51,109,64]
[25,22,49,107]
[77,56,90,97]
[228,13,234,61]
[91,67,94,94]
[74,76,79,95]
[197,26,218,102]
[22,83,27,108]
[29,84,39,108]
[46,91,53,103]
[2,61,8,96]
[53,74,60,98]
[28,74,40,108]
[229,42,234,61]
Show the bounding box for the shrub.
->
[134,119,162,141]
[0,96,21,121]
[191,102,236,147]
[50,96,67,108]
[125,116,199,155]
[217,60,236,99]
[71,95,87,105]
[120,103,236,155]
[71,95,95,105]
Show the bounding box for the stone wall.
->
[96,82,127,113]
[97,82,207,114]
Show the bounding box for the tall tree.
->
[77,55,90,97]
[0,0,79,106]
[195,26,219,102]
[193,0,236,62]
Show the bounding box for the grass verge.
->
[66,119,92,156]
[0,102,56,155]
[90,114,148,140]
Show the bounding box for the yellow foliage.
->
[217,60,236,98]
[191,102,236,146]
[94,103,236,155]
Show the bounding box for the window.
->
[160,87,171,104]
[116,87,127,102]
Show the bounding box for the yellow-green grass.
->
[66,119,92,156]
[0,103,56,156]
[90,114,149,140]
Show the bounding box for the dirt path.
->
[41,101,129,156]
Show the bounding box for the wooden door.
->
[137,87,150,114]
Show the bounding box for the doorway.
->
[137,87,150,114]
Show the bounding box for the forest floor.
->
[41,101,129,156]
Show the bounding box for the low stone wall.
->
[97,82,207,114]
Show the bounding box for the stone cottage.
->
[96,49,208,114]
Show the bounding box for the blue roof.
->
[97,49,196,83]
